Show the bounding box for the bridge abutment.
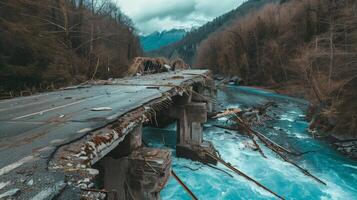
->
[97,124,171,200]
[170,86,218,164]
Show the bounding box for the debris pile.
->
[127,57,189,76]
[213,102,276,125]
[170,58,190,71]
[212,102,326,185]
[204,150,285,200]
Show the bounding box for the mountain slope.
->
[150,0,278,65]
[0,0,141,96]
[196,0,357,138]
[140,29,186,52]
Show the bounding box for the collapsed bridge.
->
[0,70,216,199]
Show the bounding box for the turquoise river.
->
[143,85,357,200]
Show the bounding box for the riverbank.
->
[264,82,357,160]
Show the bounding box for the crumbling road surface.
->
[0,70,210,199]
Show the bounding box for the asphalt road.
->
[0,70,208,199]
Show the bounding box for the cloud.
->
[115,0,243,34]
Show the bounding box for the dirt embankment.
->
[273,83,357,160]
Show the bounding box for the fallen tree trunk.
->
[171,170,199,200]
[233,116,326,185]
[204,150,285,200]
[212,124,266,158]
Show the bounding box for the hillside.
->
[0,0,142,96]
[149,0,277,65]
[196,0,357,139]
[140,29,186,52]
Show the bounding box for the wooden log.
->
[204,150,285,200]
[234,116,327,185]
[171,170,198,200]
[212,124,267,158]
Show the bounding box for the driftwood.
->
[212,108,242,119]
[206,163,233,178]
[251,137,267,158]
[212,124,266,158]
[171,170,199,200]
[213,102,306,156]
[170,58,190,70]
[212,101,326,185]
[212,102,275,125]
[127,57,170,76]
[233,116,326,185]
[127,57,189,76]
[235,117,293,155]
[204,150,285,200]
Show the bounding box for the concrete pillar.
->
[167,86,218,164]
[98,124,171,200]
[127,148,172,200]
[108,124,142,159]
[175,102,217,164]
[177,109,190,144]
[192,81,216,113]
[191,122,203,145]
[129,124,142,150]
[100,157,129,200]
[177,102,207,145]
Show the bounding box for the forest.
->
[0,0,142,96]
[196,0,357,138]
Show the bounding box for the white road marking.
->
[91,107,112,111]
[10,87,125,120]
[5,121,44,124]
[10,86,142,121]
[77,128,92,133]
[12,100,86,120]
[0,188,20,199]
[50,139,66,144]
[36,146,54,152]
[0,99,51,112]
[0,181,11,190]
[0,92,55,108]
[106,113,119,120]
[30,181,66,200]
[0,155,34,176]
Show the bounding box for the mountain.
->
[150,0,278,65]
[140,29,187,52]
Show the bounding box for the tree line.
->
[0,0,142,95]
[196,0,357,137]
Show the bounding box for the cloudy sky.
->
[115,0,244,35]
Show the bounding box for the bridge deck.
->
[0,69,209,199]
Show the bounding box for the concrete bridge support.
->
[170,86,218,164]
[96,124,172,200]
[192,79,216,113]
